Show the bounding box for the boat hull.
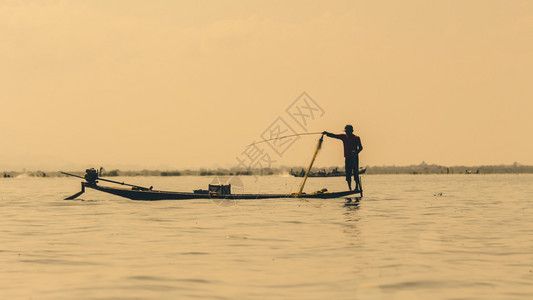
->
[86,184,362,201]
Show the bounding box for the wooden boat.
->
[69,182,360,201]
[62,171,363,201]
[291,167,367,177]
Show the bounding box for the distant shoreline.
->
[2,163,533,178]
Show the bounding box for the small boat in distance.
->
[61,170,363,201]
[290,167,367,177]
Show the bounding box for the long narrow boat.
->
[62,171,362,201]
[78,182,361,201]
[61,169,363,201]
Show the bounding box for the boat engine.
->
[84,168,98,185]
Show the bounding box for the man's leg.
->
[354,156,360,191]
[354,173,360,191]
[345,157,352,190]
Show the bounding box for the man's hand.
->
[322,131,328,135]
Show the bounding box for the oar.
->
[296,134,324,197]
[60,171,152,191]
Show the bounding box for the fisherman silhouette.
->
[323,125,363,191]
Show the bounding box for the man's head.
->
[344,125,354,133]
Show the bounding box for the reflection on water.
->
[0,175,532,299]
[344,196,361,208]
[343,197,361,239]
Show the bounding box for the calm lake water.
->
[1,174,532,299]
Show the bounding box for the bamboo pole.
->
[296,134,324,197]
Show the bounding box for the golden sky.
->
[1,0,532,171]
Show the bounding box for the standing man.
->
[323,125,363,191]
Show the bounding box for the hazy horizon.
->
[1,159,531,174]
[2,1,532,172]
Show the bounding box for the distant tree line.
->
[364,162,533,174]
[2,162,533,178]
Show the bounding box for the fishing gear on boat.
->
[296,134,324,197]
[61,131,365,201]
[246,132,324,146]
[246,132,327,197]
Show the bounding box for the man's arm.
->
[356,137,363,153]
[322,131,343,140]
